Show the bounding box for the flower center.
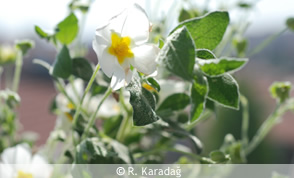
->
[17,171,33,178]
[108,32,134,64]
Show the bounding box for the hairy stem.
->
[12,51,23,92]
[240,94,249,149]
[81,87,112,139]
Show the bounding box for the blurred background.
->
[0,0,294,163]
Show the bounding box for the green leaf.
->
[91,82,108,96]
[75,138,130,164]
[158,39,164,49]
[196,49,216,59]
[173,11,229,50]
[56,13,79,44]
[72,57,93,81]
[126,73,159,126]
[157,93,190,112]
[198,58,248,77]
[207,74,240,109]
[15,40,35,56]
[158,26,195,81]
[190,72,208,122]
[51,45,72,79]
[269,81,292,103]
[34,25,49,39]
[209,150,229,163]
[286,17,294,31]
[146,77,161,92]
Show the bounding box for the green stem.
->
[116,114,131,142]
[240,94,249,148]
[81,87,112,139]
[72,64,100,127]
[245,103,289,155]
[248,28,287,57]
[185,110,212,131]
[12,51,23,92]
[0,67,3,89]
[116,88,132,142]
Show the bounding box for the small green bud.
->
[233,36,248,57]
[0,89,21,108]
[0,45,17,65]
[15,40,35,56]
[269,81,292,103]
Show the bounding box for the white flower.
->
[93,3,159,90]
[0,144,52,178]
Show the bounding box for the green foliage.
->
[0,90,20,108]
[51,45,72,79]
[190,72,208,122]
[146,77,161,92]
[209,150,230,163]
[286,17,294,31]
[126,73,160,126]
[269,82,292,103]
[178,8,199,22]
[72,57,93,81]
[196,49,216,59]
[174,11,229,50]
[207,74,240,109]
[158,26,195,81]
[157,93,190,112]
[15,40,35,56]
[56,13,79,45]
[198,58,248,77]
[75,138,131,164]
[34,26,50,39]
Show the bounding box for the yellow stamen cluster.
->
[17,171,33,178]
[108,33,134,64]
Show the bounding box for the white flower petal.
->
[125,68,133,84]
[97,47,117,78]
[121,4,150,45]
[110,64,125,90]
[1,144,31,164]
[131,44,159,75]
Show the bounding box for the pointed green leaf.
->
[190,71,208,122]
[173,11,229,50]
[210,150,229,163]
[157,26,195,81]
[34,25,49,39]
[56,13,79,44]
[146,77,161,92]
[157,93,190,112]
[126,73,159,126]
[207,74,240,109]
[51,45,72,79]
[198,58,248,77]
[72,57,93,81]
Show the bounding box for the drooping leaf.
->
[198,58,248,77]
[72,57,93,81]
[51,45,72,79]
[190,71,208,122]
[56,13,79,45]
[207,74,240,109]
[126,73,159,126]
[173,11,229,50]
[34,25,50,39]
[157,93,190,112]
[157,26,195,81]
